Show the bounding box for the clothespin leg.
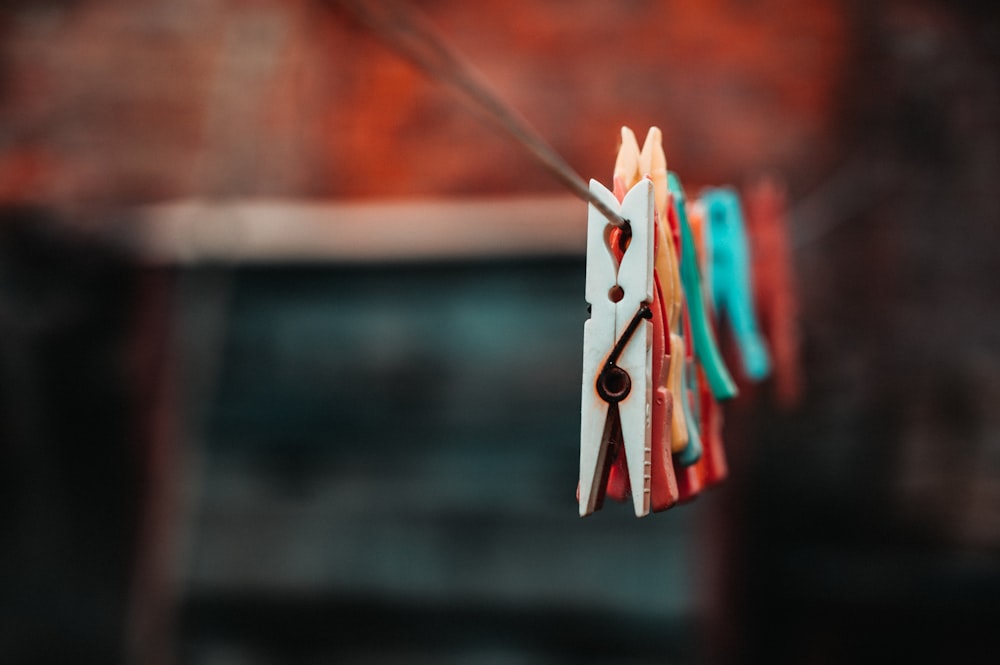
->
[580,182,622,516]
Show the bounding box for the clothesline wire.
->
[334,0,878,248]
[333,0,626,228]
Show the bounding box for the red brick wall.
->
[0,0,850,209]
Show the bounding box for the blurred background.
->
[1,0,999,663]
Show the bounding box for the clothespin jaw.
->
[704,187,771,381]
[667,172,738,401]
[614,127,642,190]
[580,178,655,517]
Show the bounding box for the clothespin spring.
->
[596,304,653,403]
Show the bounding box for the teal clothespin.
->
[703,187,771,381]
[667,172,738,400]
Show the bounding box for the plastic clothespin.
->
[580,179,656,517]
[666,190,715,499]
[682,198,729,489]
[686,200,713,305]
[666,187,727,500]
[597,211,678,512]
[667,331,690,453]
[697,364,728,487]
[745,176,802,406]
[614,127,642,197]
[702,187,771,381]
[633,127,690,455]
[675,350,703,468]
[614,127,689,454]
[674,316,705,500]
[649,276,679,511]
[668,194,707,492]
[667,173,738,401]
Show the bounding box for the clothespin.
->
[696,364,728,487]
[597,188,678,513]
[672,306,707,501]
[686,200,713,303]
[630,127,690,455]
[648,279,679,511]
[601,129,678,511]
[666,331,690,454]
[685,199,729,489]
[613,127,642,198]
[666,173,738,401]
[639,128,682,333]
[580,178,656,517]
[616,127,688,463]
[744,175,802,407]
[702,187,771,381]
[676,355,704,469]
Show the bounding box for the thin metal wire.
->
[334,0,626,228]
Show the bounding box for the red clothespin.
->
[697,364,728,487]
[672,363,728,497]
[674,310,706,502]
[649,258,679,511]
[744,175,802,407]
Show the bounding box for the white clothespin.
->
[580,179,655,517]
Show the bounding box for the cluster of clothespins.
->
[332,1,801,518]
[579,126,790,517]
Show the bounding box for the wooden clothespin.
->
[580,178,658,517]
